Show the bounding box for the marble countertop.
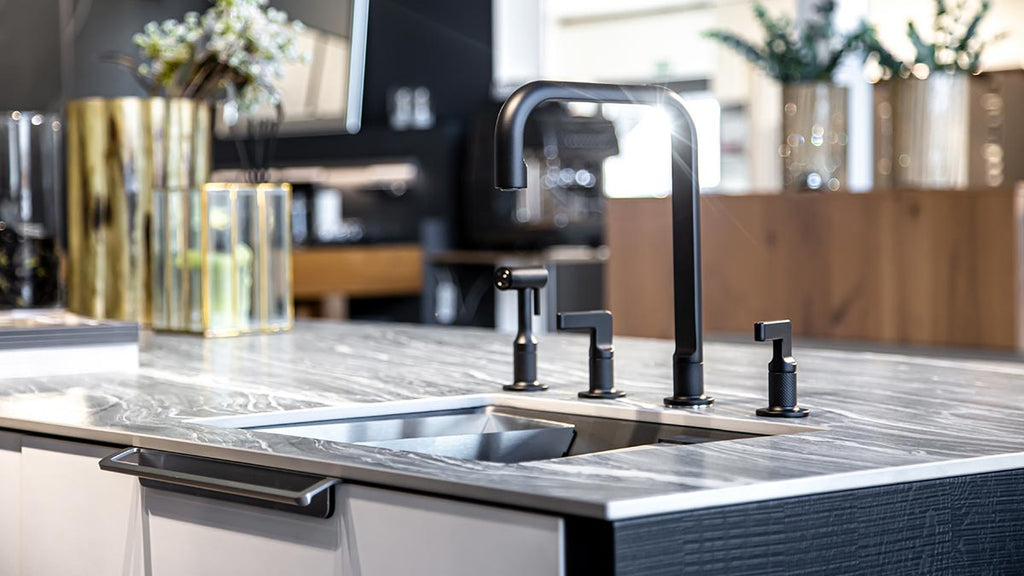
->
[2,320,1024,520]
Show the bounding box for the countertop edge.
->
[4,414,1023,521]
[603,452,1024,520]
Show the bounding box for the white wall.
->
[492,0,1020,193]
[869,0,1024,72]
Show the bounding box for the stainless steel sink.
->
[193,395,823,464]
[252,410,576,463]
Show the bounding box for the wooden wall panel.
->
[606,188,1022,349]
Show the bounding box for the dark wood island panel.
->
[567,467,1024,575]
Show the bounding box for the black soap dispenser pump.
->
[754,320,809,418]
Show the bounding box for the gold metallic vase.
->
[65,97,211,323]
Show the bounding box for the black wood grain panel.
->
[604,469,1024,576]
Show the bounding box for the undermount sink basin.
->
[193,395,822,464]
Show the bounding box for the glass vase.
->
[151,183,293,336]
[0,111,63,309]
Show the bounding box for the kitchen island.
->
[2,321,1023,575]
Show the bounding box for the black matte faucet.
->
[494,81,713,407]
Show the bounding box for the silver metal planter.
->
[875,73,970,189]
[780,82,848,192]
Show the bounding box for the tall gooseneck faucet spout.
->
[494,81,713,407]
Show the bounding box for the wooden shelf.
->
[292,245,423,299]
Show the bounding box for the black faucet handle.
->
[557,311,612,355]
[754,320,793,362]
[754,319,808,418]
[753,319,796,376]
[557,310,624,399]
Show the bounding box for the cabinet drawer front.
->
[144,483,563,576]
[144,487,345,576]
[341,485,564,576]
[22,437,145,576]
[0,431,19,574]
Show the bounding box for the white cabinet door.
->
[342,484,564,576]
[20,437,144,576]
[143,487,346,576]
[143,482,563,576]
[0,431,21,574]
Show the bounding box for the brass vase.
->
[66,97,211,324]
[780,82,848,192]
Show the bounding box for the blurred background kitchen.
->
[1,0,1022,350]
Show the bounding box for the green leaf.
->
[907,21,936,68]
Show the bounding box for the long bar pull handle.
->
[99,447,340,508]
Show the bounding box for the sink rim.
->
[190,393,827,437]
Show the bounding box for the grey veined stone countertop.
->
[2,320,1023,520]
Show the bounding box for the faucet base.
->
[504,382,548,392]
[756,406,809,418]
[663,395,714,407]
[579,388,626,399]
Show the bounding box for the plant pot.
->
[780,82,848,192]
[66,97,211,324]
[874,73,970,189]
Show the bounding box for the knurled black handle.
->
[754,320,808,417]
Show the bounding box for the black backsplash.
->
[212,0,495,252]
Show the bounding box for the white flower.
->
[130,0,308,110]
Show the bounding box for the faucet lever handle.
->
[557,310,623,399]
[754,319,807,418]
[557,311,612,353]
[754,320,793,358]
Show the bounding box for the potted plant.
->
[705,1,872,192]
[863,0,1006,189]
[65,0,306,323]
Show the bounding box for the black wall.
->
[0,0,207,110]
[0,0,63,110]
[214,0,494,162]
[359,0,492,130]
[212,0,495,253]
[0,0,495,127]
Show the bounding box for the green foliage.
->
[703,1,874,83]
[863,0,1007,78]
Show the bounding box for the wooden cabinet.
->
[19,437,144,576]
[142,483,563,576]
